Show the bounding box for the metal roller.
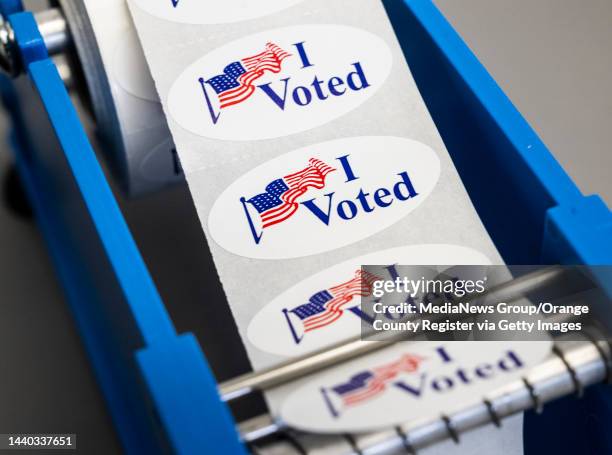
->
[219,266,568,403]
[246,334,611,454]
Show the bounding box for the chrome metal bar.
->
[0,7,70,77]
[245,335,611,454]
[221,335,386,402]
[0,16,17,76]
[240,415,284,445]
[34,8,69,56]
[53,53,74,89]
[220,266,568,402]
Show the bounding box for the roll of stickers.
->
[62,0,181,194]
[126,0,551,451]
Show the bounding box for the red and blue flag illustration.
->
[283,270,382,342]
[321,354,424,417]
[205,42,291,109]
[241,158,335,244]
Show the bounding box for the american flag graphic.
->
[246,158,335,229]
[205,42,291,109]
[323,354,424,416]
[288,270,382,333]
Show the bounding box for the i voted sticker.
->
[168,25,393,140]
[247,244,492,357]
[208,136,441,259]
[130,0,306,25]
[281,340,552,433]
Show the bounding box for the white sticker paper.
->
[209,137,440,259]
[131,0,306,25]
[77,0,182,192]
[281,341,552,433]
[168,25,393,140]
[247,244,491,357]
[127,0,548,449]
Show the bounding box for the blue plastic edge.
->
[136,334,247,455]
[7,11,246,455]
[10,12,174,346]
[401,0,583,206]
[393,2,612,454]
[0,0,21,17]
[396,0,612,268]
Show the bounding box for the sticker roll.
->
[60,0,180,195]
[126,0,550,451]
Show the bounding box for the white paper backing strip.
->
[124,1,548,452]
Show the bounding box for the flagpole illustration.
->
[320,387,340,418]
[198,77,221,125]
[282,308,303,345]
[240,197,264,244]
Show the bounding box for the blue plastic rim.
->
[3,7,246,455]
[385,0,612,267]
[0,0,21,16]
[1,0,611,454]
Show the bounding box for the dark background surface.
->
[0,1,610,454]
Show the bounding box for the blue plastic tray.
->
[1,1,610,454]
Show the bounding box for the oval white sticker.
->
[247,244,493,357]
[208,137,441,259]
[168,25,393,140]
[130,0,306,25]
[281,340,552,433]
